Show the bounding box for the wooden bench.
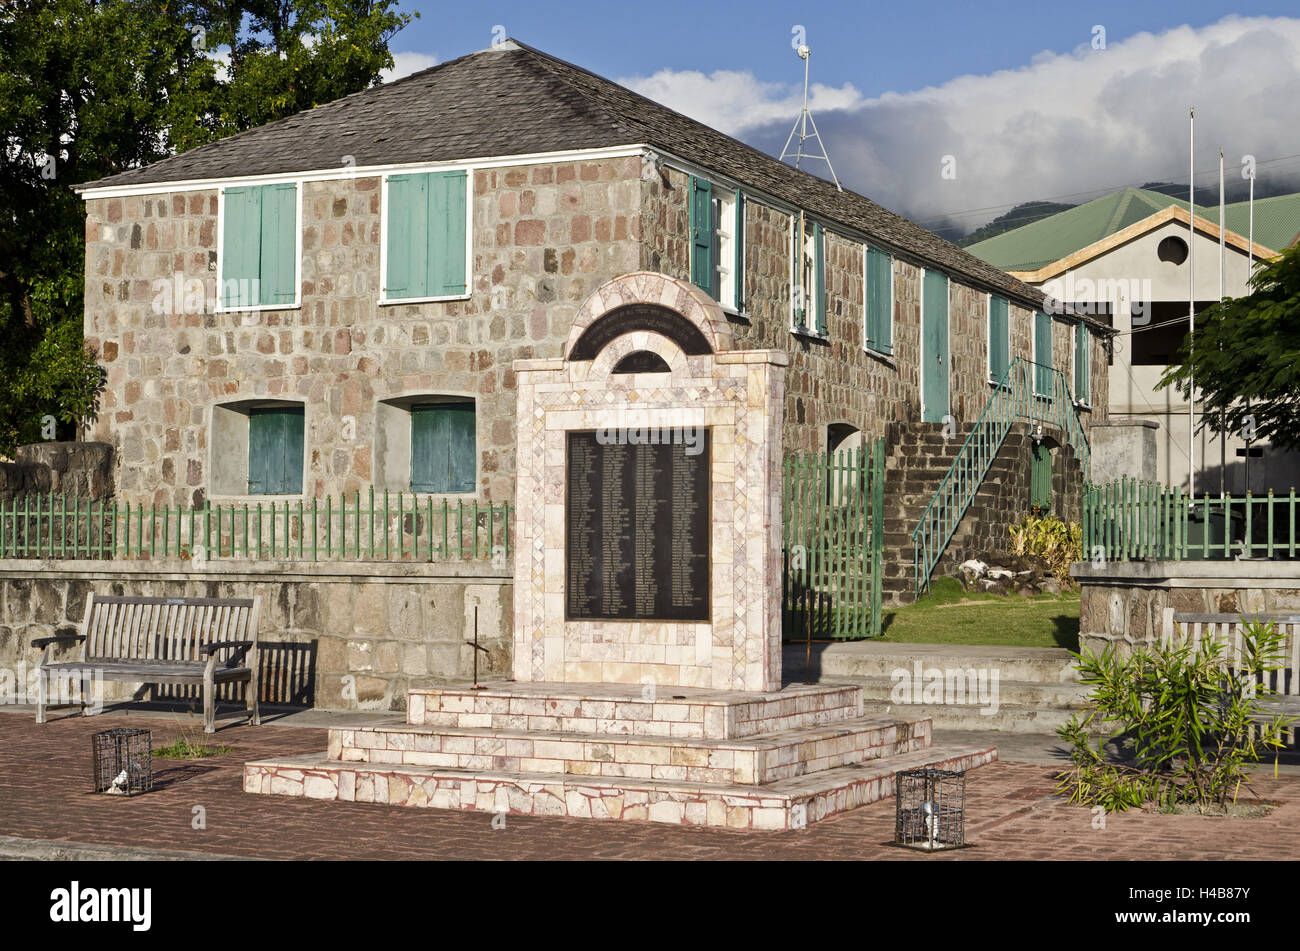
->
[32,594,262,733]
[1160,609,1300,732]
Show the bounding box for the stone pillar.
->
[1089,419,1157,484]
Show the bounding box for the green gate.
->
[782,439,885,640]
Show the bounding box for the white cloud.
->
[382,50,438,83]
[623,68,863,137]
[623,16,1300,235]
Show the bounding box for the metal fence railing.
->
[0,489,512,563]
[1083,477,1300,561]
[782,440,885,640]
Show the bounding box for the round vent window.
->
[1157,235,1189,265]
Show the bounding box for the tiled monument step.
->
[329,713,932,785]
[407,681,864,739]
[244,744,997,830]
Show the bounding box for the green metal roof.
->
[966,186,1300,271]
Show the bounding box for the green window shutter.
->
[258,182,297,305]
[248,407,304,495]
[411,402,476,493]
[428,170,467,297]
[988,296,1009,382]
[689,176,713,291]
[813,222,826,335]
[733,189,745,311]
[1034,311,1053,396]
[865,247,892,354]
[1031,443,1053,513]
[1075,322,1090,403]
[386,173,430,299]
[222,186,262,308]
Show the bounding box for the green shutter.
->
[428,170,467,297]
[733,189,745,311]
[1034,311,1053,396]
[989,296,1009,382]
[411,402,476,493]
[248,407,303,495]
[865,247,892,354]
[387,171,466,300]
[813,222,826,335]
[386,173,428,299]
[222,186,262,308]
[1075,321,1090,403]
[259,182,297,305]
[1031,443,1053,513]
[689,176,713,291]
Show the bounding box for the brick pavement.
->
[2,710,1297,860]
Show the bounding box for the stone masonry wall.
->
[83,157,644,507]
[1074,560,1300,657]
[636,169,1108,457]
[0,560,511,712]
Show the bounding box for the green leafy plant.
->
[1008,512,1082,584]
[154,727,234,759]
[1056,620,1296,813]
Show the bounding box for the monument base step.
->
[244,744,997,830]
[407,681,864,738]
[330,713,932,785]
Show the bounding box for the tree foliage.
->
[1157,244,1300,450]
[0,0,413,456]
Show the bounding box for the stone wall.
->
[83,157,644,507]
[637,167,1108,457]
[0,560,511,712]
[1073,559,1300,655]
[0,442,114,501]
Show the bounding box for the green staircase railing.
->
[911,357,1090,597]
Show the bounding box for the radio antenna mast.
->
[779,44,842,190]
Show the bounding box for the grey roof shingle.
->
[80,39,1097,325]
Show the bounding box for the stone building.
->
[76,39,1110,585]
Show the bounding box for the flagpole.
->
[1246,167,1255,490]
[1219,147,1226,497]
[1188,107,1196,499]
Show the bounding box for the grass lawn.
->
[878,577,1080,649]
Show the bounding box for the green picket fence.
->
[0,489,512,562]
[1083,476,1300,561]
[782,440,885,640]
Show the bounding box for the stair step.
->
[406,681,864,739]
[244,744,998,829]
[330,714,933,785]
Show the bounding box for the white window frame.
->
[862,245,894,357]
[378,169,474,306]
[710,188,740,311]
[214,180,304,315]
[791,215,827,338]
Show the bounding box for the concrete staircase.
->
[245,680,996,829]
[878,421,1035,605]
[786,641,1092,734]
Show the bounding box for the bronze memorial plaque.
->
[565,429,711,621]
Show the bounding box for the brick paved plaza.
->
[3,710,1297,861]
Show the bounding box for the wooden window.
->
[988,295,1010,383]
[385,170,469,301]
[221,183,298,308]
[411,402,476,493]
[864,246,893,355]
[247,406,304,495]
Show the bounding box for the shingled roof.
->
[80,39,1088,324]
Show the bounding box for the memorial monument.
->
[246,273,995,828]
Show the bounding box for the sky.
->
[380,2,1300,237]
